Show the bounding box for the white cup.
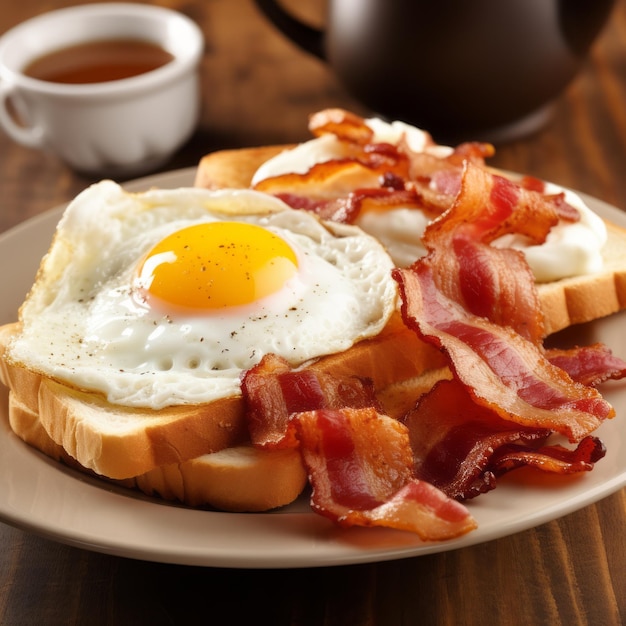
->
[0,3,204,177]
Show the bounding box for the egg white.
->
[9,181,397,409]
[253,118,607,279]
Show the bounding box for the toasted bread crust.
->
[133,446,308,511]
[8,387,307,511]
[8,390,76,467]
[194,145,291,190]
[537,220,626,334]
[37,378,248,479]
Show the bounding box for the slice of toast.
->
[2,311,448,511]
[7,389,308,511]
[0,311,444,480]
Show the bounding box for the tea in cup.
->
[0,3,204,176]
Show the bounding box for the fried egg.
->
[253,117,607,280]
[8,181,397,409]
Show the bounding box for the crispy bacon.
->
[420,162,558,343]
[258,109,493,219]
[404,174,460,216]
[519,175,546,193]
[405,378,606,501]
[448,141,496,164]
[294,407,477,539]
[236,109,623,537]
[259,110,579,244]
[241,353,380,448]
[275,186,439,225]
[451,238,542,343]
[273,193,358,223]
[394,262,614,443]
[546,344,626,386]
[425,164,562,256]
[253,159,383,200]
[253,149,411,198]
[518,176,580,222]
[404,142,494,212]
[309,108,375,144]
[307,109,578,225]
[391,160,616,443]
[488,435,606,476]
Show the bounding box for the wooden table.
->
[1,1,625,624]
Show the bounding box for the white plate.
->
[0,168,624,569]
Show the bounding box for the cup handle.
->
[253,0,325,59]
[0,81,45,148]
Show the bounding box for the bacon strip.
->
[258,109,580,247]
[294,407,477,540]
[546,344,626,386]
[254,159,382,200]
[240,109,623,536]
[403,163,622,442]
[419,163,563,343]
[308,108,375,144]
[405,379,606,500]
[391,160,616,442]
[254,151,411,200]
[394,262,614,443]
[403,141,494,211]
[241,353,380,448]
[274,186,431,224]
[488,435,606,476]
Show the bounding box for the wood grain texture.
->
[0,0,625,624]
[0,491,624,625]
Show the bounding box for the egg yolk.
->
[137,221,299,310]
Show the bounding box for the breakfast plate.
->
[0,168,624,568]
